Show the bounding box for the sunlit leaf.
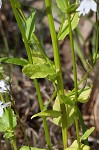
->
[31,110,61,119]
[0,57,28,66]
[56,0,67,13]
[53,96,75,128]
[22,63,57,82]
[65,4,78,14]
[61,95,75,106]
[69,87,92,103]
[65,140,90,150]
[80,127,95,141]
[26,9,36,41]
[0,109,17,133]
[58,13,79,40]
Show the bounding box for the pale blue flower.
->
[0,80,9,93]
[0,101,11,117]
[77,0,97,16]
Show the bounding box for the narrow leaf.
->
[31,110,61,119]
[26,9,36,41]
[80,127,95,141]
[61,95,75,106]
[58,13,79,40]
[0,57,28,66]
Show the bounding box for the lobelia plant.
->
[0,0,98,150]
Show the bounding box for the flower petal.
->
[0,108,3,117]
[90,0,97,12]
[2,102,11,109]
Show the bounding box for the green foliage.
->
[0,66,4,79]
[56,0,78,14]
[32,50,47,64]
[56,0,67,13]
[80,127,95,141]
[65,140,90,150]
[69,87,92,103]
[22,63,57,82]
[26,9,36,42]
[65,4,79,14]
[31,110,61,119]
[0,57,28,66]
[53,96,75,128]
[61,95,75,106]
[20,146,46,150]
[58,13,79,40]
[23,50,57,82]
[0,109,17,138]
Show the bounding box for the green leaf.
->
[22,63,57,82]
[58,13,79,40]
[65,4,78,14]
[0,109,17,133]
[56,0,67,13]
[4,130,14,139]
[53,96,75,128]
[80,127,95,141]
[32,50,46,65]
[20,146,46,150]
[26,9,36,41]
[65,140,90,150]
[31,110,61,119]
[0,57,28,66]
[78,88,92,103]
[61,95,75,106]
[69,87,92,103]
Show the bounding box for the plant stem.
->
[68,15,81,150]
[64,0,81,149]
[93,12,99,64]
[12,138,18,150]
[10,1,51,149]
[34,79,52,150]
[45,0,68,149]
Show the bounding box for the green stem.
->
[34,79,52,150]
[64,0,81,149]
[93,12,99,64]
[32,33,48,58]
[67,13,81,147]
[68,15,81,150]
[12,138,18,150]
[45,0,68,149]
[69,16,81,149]
[10,1,51,149]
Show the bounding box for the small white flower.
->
[0,101,11,117]
[76,0,97,16]
[0,80,10,93]
[0,0,2,8]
